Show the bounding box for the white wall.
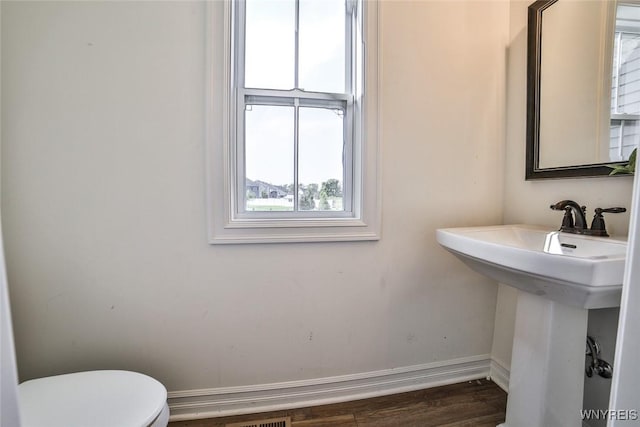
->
[0,5,23,424]
[494,0,635,409]
[1,0,509,399]
[609,172,640,427]
[1,233,22,427]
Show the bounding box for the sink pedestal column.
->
[499,291,588,427]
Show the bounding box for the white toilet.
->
[18,370,170,427]
[0,231,169,427]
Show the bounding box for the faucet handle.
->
[560,207,574,230]
[590,207,626,237]
[549,204,576,231]
[549,204,575,231]
[598,207,627,214]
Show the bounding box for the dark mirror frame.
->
[526,0,623,180]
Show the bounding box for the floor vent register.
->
[225,416,291,427]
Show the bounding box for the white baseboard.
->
[168,354,493,421]
[489,358,510,392]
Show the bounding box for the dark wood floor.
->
[168,379,507,427]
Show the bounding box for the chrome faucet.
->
[550,200,626,237]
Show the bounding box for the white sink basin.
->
[436,224,626,308]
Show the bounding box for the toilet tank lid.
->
[18,370,167,427]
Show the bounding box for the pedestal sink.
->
[436,225,627,427]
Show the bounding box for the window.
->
[610,4,640,161]
[239,0,351,216]
[206,0,379,244]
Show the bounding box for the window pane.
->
[614,33,640,115]
[299,0,346,93]
[298,107,344,211]
[245,105,294,212]
[609,119,640,162]
[245,0,295,90]
[621,119,640,158]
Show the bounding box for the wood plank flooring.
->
[168,379,507,427]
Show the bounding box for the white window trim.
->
[205,0,380,244]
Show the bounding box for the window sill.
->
[208,208,380,244]
[208,228,380,245]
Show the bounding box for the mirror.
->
[526,0,640,179]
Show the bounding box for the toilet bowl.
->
[18,370,169,427]
[0,228,169,426]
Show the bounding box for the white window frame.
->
[610,26,640,161]
[206,0,379,244]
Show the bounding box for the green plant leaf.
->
[628,148,636,173]
[609,166,631,175]
[607,147,636,175]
